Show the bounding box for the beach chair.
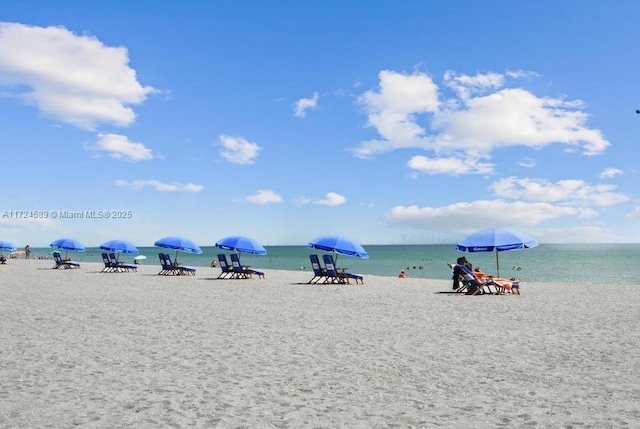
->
[109,252,137,272]
[453,263,495,295]
[52,251,80,269]
[0,255,6,264]
[101,253,116,272]
[158,253,174,275]
[308,254,328,284]
[165,253,196,276]
[230,253,265,279]
[322,254,364,284]
[217,254,234,279]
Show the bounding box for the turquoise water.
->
[27,244,640,285]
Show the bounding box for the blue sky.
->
[1,0,639,248]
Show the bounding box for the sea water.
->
[26,244,640,285]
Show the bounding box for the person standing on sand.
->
[25,245,30,259]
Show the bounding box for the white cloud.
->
[353,69,610,170]
[86,133,153,162]
[600,168,623,179]
[115,179,203,192]
[245,189,283,204]
[407,155,494,175]
[491,177,628,207]
[314,192,347,207]
[218,135,261,165]
[386,200,594,231]
[294,92,319,118]
[0,22,155,129]
[625,207,640,220]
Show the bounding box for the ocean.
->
[23,243,640,285]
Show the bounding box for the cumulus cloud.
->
[600,168,623,179]
[86,133,153,161]
[314,192,347,207]
[294,92,319,118]
[218,135,261,165]
[386,200,595,232]
[115,179,203,192]
[0,22,155,129]
[245,189,283,204]
[491,177,628,207]
[353,69,610,173]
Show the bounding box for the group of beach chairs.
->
[157,253,196,276]
[216,253,265,279]
[449,262,520,295]
[307,254,364,285]
[51,251,81,269]
[100,252,138,273]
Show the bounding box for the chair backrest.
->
[158,253,168,269]
[218,254,231,272]
[309,254,323,275]
[322,254,339,276]
[53,251,64,265]
[165,253,178,269]
[455,264,477,283]
[108,253,119,267]
[229,253,243,273]
[101,253,111,267]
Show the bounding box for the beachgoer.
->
[398,269,406,278]
[25,245,31,259]
[210,258,217,268]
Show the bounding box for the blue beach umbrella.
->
[100,239,139,262]
[100,239,139,255]
[0,240,16,255]
[154,236,202,263]
[308,235,369,264]
[456,227,538,277]
[50,238,85,259]
[215,236,267,255]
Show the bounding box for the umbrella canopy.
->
[215,236,267,255]
[99,239,139,254]
[0,240,16,254]
[308,235,369,259]
[154,236,202,254]
[456,227,538,277]
[50,238,85,252]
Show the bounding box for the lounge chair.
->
[1,255,7,264]
[109,252,137,272]
[52,251,80,269]
[101,253,116,272]
[158,253,178,275]
[217,254,235,279]
[165,253,196,276]
[452,263,495,295]
[308,254,328,284]
[322,254,364,284]
[230,253,265,279]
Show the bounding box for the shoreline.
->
[1,259,638,427]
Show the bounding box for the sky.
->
[1,0,639,248]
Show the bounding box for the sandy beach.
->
[1,259,638,428]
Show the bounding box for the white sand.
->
[1,259,638,428]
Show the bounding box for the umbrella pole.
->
[496,250,500,277]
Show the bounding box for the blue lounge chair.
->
[158,253,177,275]
[322,254,364,284]
[109,252,137,272]
[230,253,265,279]
[165,253,196,276]
[308,254,328,284]
[101,252,117,272]
[452,263,495,295]
[52,251,80,269]
[217,254,234,279]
